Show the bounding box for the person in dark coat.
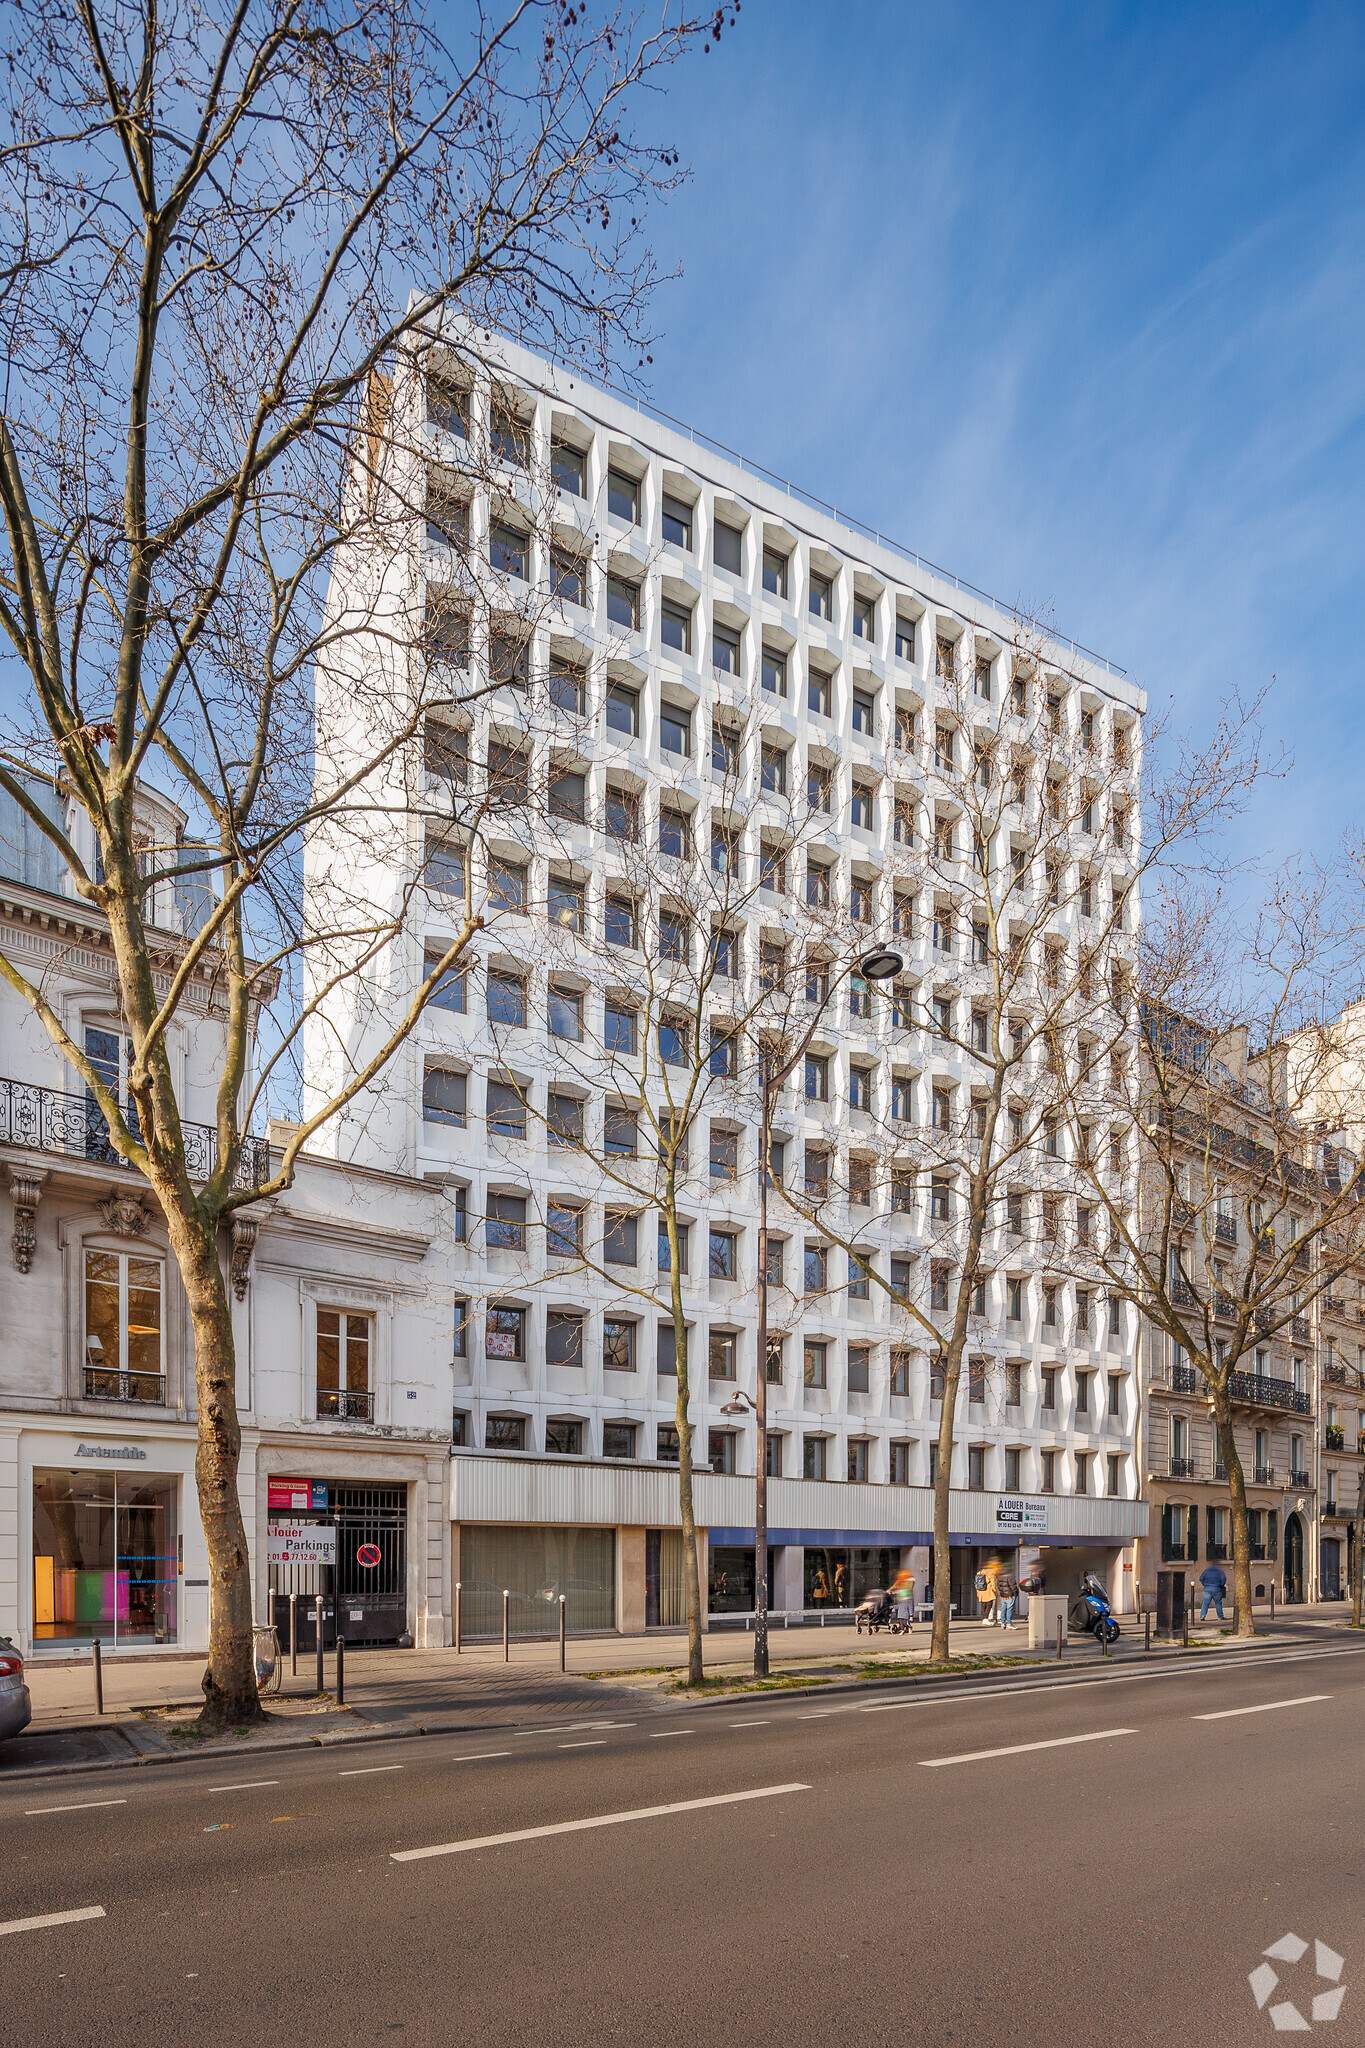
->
[1199,1561,1228,1621]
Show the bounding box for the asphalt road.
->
[1,1642,1361,2047]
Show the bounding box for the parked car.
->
[0,1637,32,1744]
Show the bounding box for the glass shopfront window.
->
[459,1526,614,1638]
[803,1546,899,1612]
[32,1467,179,1646]
[707,1545,778,1615]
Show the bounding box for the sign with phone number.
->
[995,1496,1048,1535]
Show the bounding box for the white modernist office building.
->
[299,329,1150,1632]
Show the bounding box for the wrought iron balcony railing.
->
[1168,1456,1197,1478]
[1227,1369,1310,1415]
[317,1388,374,1422]
[1,1076,268,1188]
[83,1368,165,1405]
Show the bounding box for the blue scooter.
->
[1071,1570,1121,1645]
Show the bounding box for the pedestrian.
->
[1199,1560,1228,1622]
[996,1565,1019,1630]
[975,1555,1002,1625]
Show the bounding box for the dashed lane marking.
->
[0,1906,106,1937]
[391,1783,812,1862]
[920,1728,1138,1768]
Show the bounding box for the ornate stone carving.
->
[230,1214,260,1301]
[97,1190,152,1238]
[8,1169,45,1273]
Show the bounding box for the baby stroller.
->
[855,1588,911,1636]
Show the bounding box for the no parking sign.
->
[356,1541,382,1569]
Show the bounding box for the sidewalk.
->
[6,1603,1352,1778]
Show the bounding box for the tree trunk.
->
[668,1225,703,1686]
[929,1346,960,1663]
[161,1202,263,1726]
[1212,1386,1256,1639]
[1352,1464,1365,1630]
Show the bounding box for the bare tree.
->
[758,623,1263,1662]
[0,0,722,1722]
[476,660,857,1684]
[1062,862,1365,1637]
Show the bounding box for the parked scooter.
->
[1070,1570,1121,1645]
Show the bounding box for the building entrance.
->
[269,1483,408,1647]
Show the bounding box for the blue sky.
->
[635,1,1365,871]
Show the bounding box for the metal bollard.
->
[290,1591,298,1678]
[1270,1582,1276,1623]
[92,1637,104,1715]
[336,1633,345,1707]
[502,1589,509,1662]
[454,1580,462,1654]
[1056,1616,1063,1660]
[1145,1611,1151,1655]
[316,1593,325,1695]
[1182,1589,1189,1648]
[559,1594,566,1673]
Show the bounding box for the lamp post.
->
[722,940,903,1677]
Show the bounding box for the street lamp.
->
[731,941,904,1678]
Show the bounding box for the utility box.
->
[1156,1571,1187,1638]
[1028,1593,1069,1650]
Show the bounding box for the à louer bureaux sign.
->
[995,1496,1048,1536]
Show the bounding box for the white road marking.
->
[559,1740,606,1749]
[920,1728,1137,1768]
[207,1781,280,1793]
[799,1712,835,1720]
[1193,1694,1331,1721]
[0,1906,106,1937]
[649,1729,695,1738]
[449,1752,512,1763]
[25,1800,127,1816]
[392,1782,811,1862]
[339,1764,404,1777]
[729,1720,771,1727]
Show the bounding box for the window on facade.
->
[807,762,832,814]
[709,1126,739,1183]
[83,1248,162,1403]
[547,1092,584,1148]
[604,785,640,844]
[486,969,527,1028]
[605,894,637,950]
[551,440,585,496]
[760,743,789,797]
[708,1430,737,1476]
[713,520,743,576]
[761,645,788,697]
[606,681,639,737]
[550,549,588,610]
[709,1328,738,1379]
[422,1061,467,1128]
[606,577,639,632]
[662,494,694,550]
[490,402,529,467]
[710,927,739,979]
[709,1230,738,1281]
[805,1148,829,1197]
[804,1243,828,1295]
[661,603,694,661]
[603,1422,636,1461]
[485,1414,526,1451]
[805,1053,829,1102]
[486,1195,527,1252]
[548,766,586,823]
[607,469,639,523]
[848,1251,872,1301]
[489,520,528,580]
[852,688,875,736]
[657,1214,691,1274]
[762,548,789,600]
[603,1104,639,1157]
[545,1418,583,1457]
[847,1345,871,1395]
[423,832,466,899]
[659,704,692,757]
[486,1078,527,1142]
[547,1204,583,1260]
[314,1305,373,1424]
[712,622,741,677]
[547,876,584,934]
[851,783,873,831]
[424,718,469,787]
[427,373,469,436]
[604,1210,638,1267]
[603,1320,637,1372]
[488,860,527,915]
[809,572,832,621]
[657,1424,681,1462]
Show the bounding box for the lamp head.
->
[859,943,904,981]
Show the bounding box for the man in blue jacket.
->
[1200,1561,1228,1621]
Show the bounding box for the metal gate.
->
[331,1485,407,1644]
